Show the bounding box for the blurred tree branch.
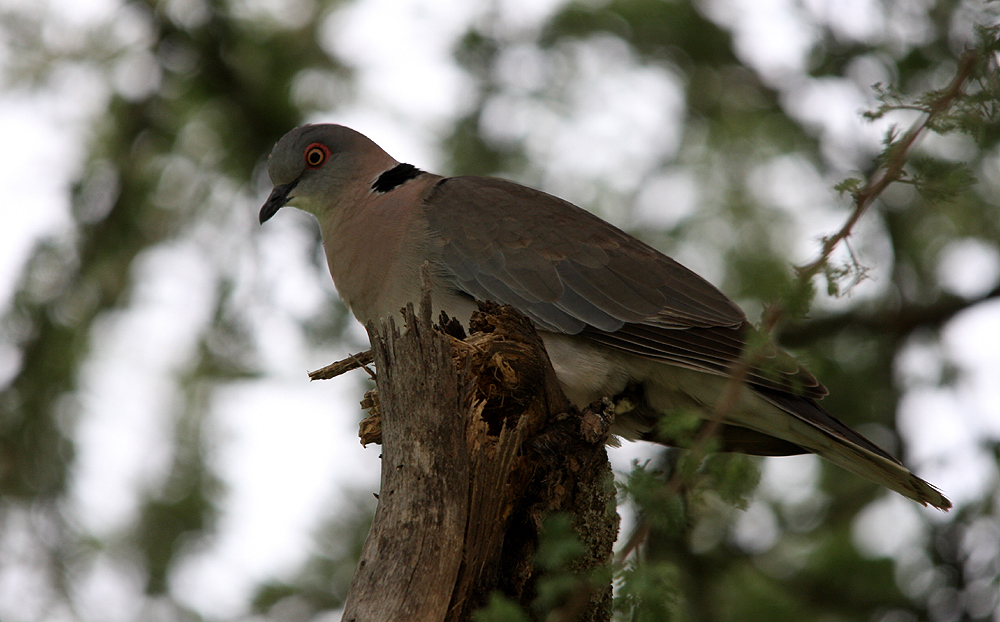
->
[780,283,1000,348]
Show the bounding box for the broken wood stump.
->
[339,291,619,622]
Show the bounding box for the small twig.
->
[615,518,650,565]
[308,350,375,381]
[793,48,980,292]
[352,352,378,379]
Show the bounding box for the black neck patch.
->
[372,163,422,193]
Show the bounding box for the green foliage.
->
[615,560,684,622]
[905,158,978,203]
[251,492,375,615]
[473,592,532,622]
[539,0,738,66]
[620,462,686,534]
[652,407,703,448]
[833,177,864,196]
[535,513,589,571]
[819,257,870,299]
[700,454,760,511]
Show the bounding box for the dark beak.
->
[259,180,298,224]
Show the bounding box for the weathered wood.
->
[341,288,618,622]
[308,350,374,381]
[342,294,468,622]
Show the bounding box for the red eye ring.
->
[304,142,330,168]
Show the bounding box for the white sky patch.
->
[897,387,998,507]
[495,0,568,31]
[112,48,162,100]
[0,58,111,309]
[71,242,218,534]
[894,302,1000,508]
[633,168,701,229]
[760,454,822,506]
[72,552,146,622]
[895,333,944,388]
[543,38,685,197]
[844,53,895,95]
[942,302,1000,441]
[56,0,121,24]
[783,76,890,169]
[919,131,980,163]
[701,0,817,83]
[936,238,1000,299]
[0,511,60,622]
[732,499,780,553]
[253,211,330,325]
[492,42,551,96]
[607,440,665,476]
[322,0,479,128]
[748,154,848,261]
[852,494,928,559]
[314,0,489,172]
[801,0,886,43]
[229,0,318,29]
[0,101,76,313]
[0,0,116,312]
[885,0,938,52]
[171,380,380,617]
[478,36,686,214]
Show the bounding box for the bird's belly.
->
[538,333,746,441]
[539,332,632,407]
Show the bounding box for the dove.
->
[259,123,950,510]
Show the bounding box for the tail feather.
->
[754,388,951,511]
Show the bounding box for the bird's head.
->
[259,124,396,224]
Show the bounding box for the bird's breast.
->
[320,176,459,327]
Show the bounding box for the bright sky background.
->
[1,0,998,619]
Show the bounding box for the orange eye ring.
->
[304,143,330,168]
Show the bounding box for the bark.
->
[340,288,619,622]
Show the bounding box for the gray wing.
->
[422,176,825,398]
[420,176,953,510]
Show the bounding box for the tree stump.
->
[340,287,619,622]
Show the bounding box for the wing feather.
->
[424,176,745,327]
[423,176,822,397]
[418,174,951,509]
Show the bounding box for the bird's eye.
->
[304,143,329,168]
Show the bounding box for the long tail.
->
[754,387,951,510]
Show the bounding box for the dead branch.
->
[308,350,374,380]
